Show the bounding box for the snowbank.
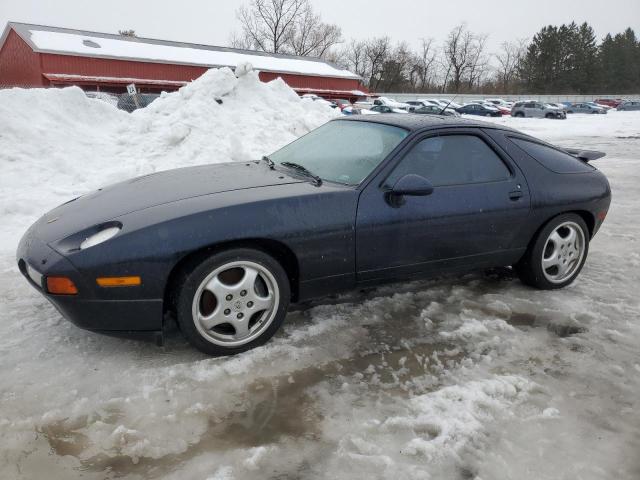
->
[0,66,337,252]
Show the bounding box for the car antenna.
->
[438,93,459,115]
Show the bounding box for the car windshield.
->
[268,120,409,185]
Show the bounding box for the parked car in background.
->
[466,100,509,114]
[512,101,566,119]
[410,105,461,117]
[435,98,463,109]
[456,103,502,117]
[566,102,607,114]
[418,98,448,107]
[354,100,374,110]
[586,101,612,110]
[341,106,379,115]
[485,98,514,109]
[334,99,352,111]
[547,102,567,111]
[407,100,458,115]
[616,100,640,111]
[301,93,338,108]
[373,97,411,110]
[406,100,434,108]
[476,101,511,115]
[117,93,161,112]
[370,105,408,114]
[595,98,623,108]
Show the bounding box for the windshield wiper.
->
[279,161,322,186]
[261,155,275,169]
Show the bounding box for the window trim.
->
[381,130,515,190]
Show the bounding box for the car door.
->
[355,128,531,282]
[532,102,545,118]
[523,102,536,117]
[469,104,482,115]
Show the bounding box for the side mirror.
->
[387,174,434,206]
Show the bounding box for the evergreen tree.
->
[603,28,640,92]
[520,23,639,93]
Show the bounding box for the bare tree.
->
[443,23,476,92]
[466,33,489,89]
[233,0,341,58]
[376,42,414,92]
[413,38,438,91]
[494,38,528,92]
[235,0,306,53]
[288,6,342,57]
[338,39,370,80]
[365,37,391,91]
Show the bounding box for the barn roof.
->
[3,22,360,80]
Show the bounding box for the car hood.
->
[33,161,304,242]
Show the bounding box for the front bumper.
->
[17,231,163,333]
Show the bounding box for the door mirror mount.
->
[386,174,434,207]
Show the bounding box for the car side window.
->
[386,134,511,187]
[509,137,594,173]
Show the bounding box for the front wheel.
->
[175,248,290,355]
[516,214,589,289]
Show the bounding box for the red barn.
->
[0,22,367,101]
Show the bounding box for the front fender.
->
[58,184,359,300]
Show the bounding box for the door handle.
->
[509,190,523,200]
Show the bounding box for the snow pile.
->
[0,66,337,252]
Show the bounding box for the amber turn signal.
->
[96,276,141,287]
[46,276,78,295]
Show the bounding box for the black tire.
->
[175,248,291,356]
[515,213,590,290]
[514,112,525,118]
[545,113,554,119]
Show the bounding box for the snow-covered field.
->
[1,70,639,479]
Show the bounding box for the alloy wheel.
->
[541,221,586,284]
[191,260,279,346]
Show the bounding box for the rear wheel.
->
[516,214,589,289]
[175,248,290,355]
[514,112,525,118]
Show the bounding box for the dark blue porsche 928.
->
[17,115,611,355]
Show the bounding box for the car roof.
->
[334,113,518,133]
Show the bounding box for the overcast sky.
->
[2,0,639,53]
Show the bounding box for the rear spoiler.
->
[562,147,606,162]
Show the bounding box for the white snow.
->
[1,74,640,479]
[28,29,360,79]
